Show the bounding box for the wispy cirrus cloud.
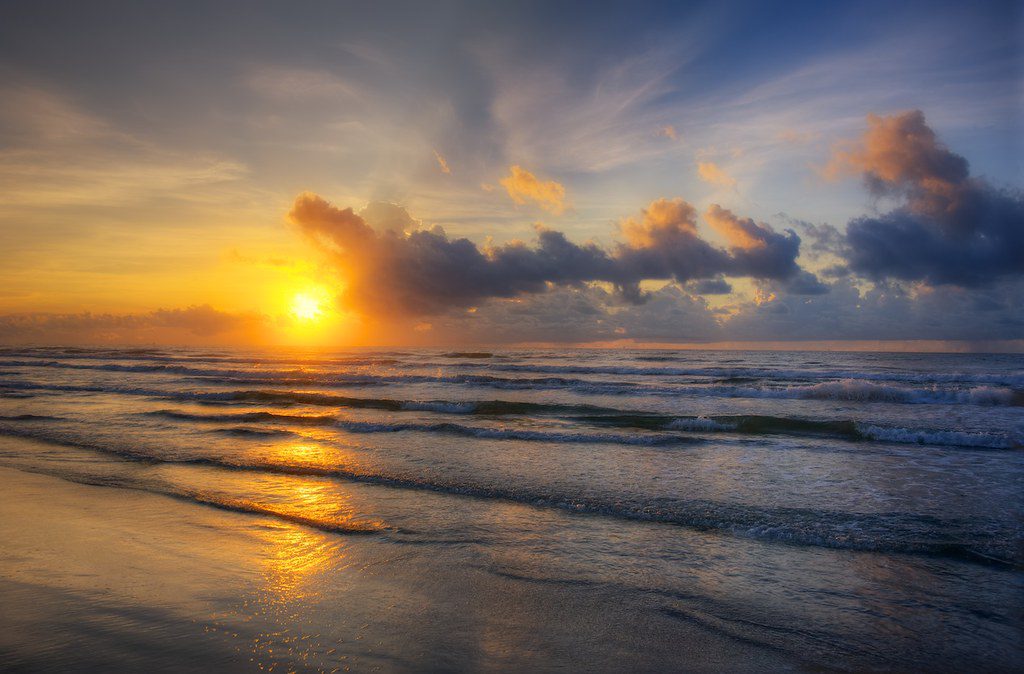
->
[433,150,452,174]
[0,82,248,211]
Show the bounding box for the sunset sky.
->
[1,0,1021,348]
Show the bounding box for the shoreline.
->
[0,458,804,672]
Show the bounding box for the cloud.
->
[697,162,736,188]
[245,66,356,100]
[433,149,451,174]
[484,43,698,173]
[289,192,808,317]
[831,111,1024,286]
[780,270,831,295]
[687,277,733,295]
[0,305,267,345]
[659,125,679,141]
[784,217,846,257]
[0,82,248,211]
[616,198,730,283]
[359,201,419,234]
[703,205,803,279]
[424,284,722,345]
[500,165,568,214]
[290,192,611,316]
[723,278,1024,342]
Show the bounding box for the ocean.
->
[0,347,1022,672]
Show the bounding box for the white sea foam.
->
[666,417,736,432]
[856,424,1021,449]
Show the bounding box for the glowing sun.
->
[291,290,328,321]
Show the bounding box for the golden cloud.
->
[500,165,567,214]
[697,162,736,188]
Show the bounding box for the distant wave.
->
[0,351,400,368]
[786,380,1022,405]
[479,363,1024,387]
[7,353,1024,390]
[582,413,1021,449]
[5,355,1023,407]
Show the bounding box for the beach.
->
[1,347,1022,671]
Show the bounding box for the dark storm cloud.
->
[289,193,807,317]
[687,277,733,295]
[833,111,1024,286]
[781,270,830,295]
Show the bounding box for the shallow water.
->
[0,347,1022,671]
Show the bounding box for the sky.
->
[0,0,1021,348]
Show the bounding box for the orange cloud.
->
[659,125,678,141]
[824,110,972,219]
[500,165,567,214]
[832,111,1023,286]
[705,204,772,250]
[621,198,699,248]
[697,162,736,188]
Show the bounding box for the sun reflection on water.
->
[198,474,387,672]
[261,440,364,475]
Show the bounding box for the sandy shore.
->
[0,451,801,673]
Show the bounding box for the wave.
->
[186,390,613,416]
[0,350,400,368]
[144,407,697,446]
[482,363,1024,387]
[789,380,1022,405]
[146,409,338,425]
[213,427,298,438]
[581,414,1020,449]
[7,376,1018,450]
[6,376,1019,449]
[6,357,1022,406]
[5,347,1024,387]
[192,378,1024,408]
[5,463,385,536]
[142,405,1020,450]
[333,420,698,446]
[856,425,1022,450]
[0,414,63,422]
[2,433,1017,568]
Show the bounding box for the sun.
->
[291,290,328,322]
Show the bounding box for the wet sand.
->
[0,455,801,672]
